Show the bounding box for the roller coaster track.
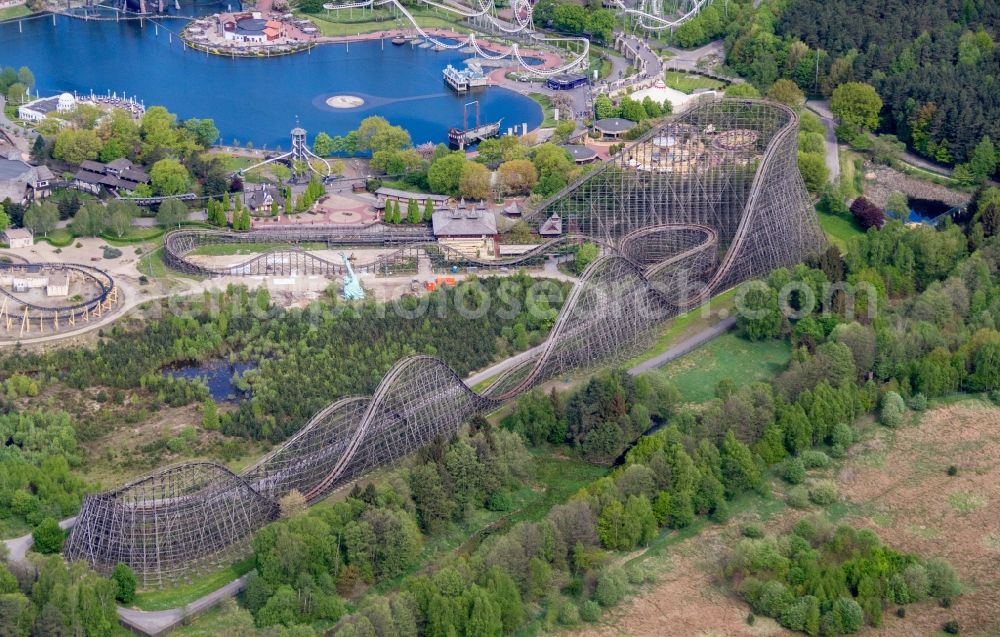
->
[162,224,589,276]
[323,0,711,75]
[0,262,118,337]
[65,99,825,587]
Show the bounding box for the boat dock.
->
[443,63,489,93]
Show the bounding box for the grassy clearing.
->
[102,227,165,245]
[166,600,248,636]
[379,179,429,194]
[0,4,31,20]
[948,491,987,515]
[590,54,613,80]
[628,491,786,568]
[136,245,169,278]
[656,332,792,403]
[35,228,74,247]
[133,558,255,611]
[0,516,31,541]
[838,149,864,199]
[817,209,865,253]
[189,241,327,256]
[626,287,738,368]
[527,92,558,128]
[664,70,724,94]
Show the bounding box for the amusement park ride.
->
[237,120,333,180]
[341,253,366,300]
[315,0,711,77]
[0,262,119,339]
[64,99,827,587]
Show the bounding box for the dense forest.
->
[0,275,566,443]
[756,0,1000,167]
[0,275,566,534]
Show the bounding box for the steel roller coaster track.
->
[65,99,824,587]
[321,0,710,75]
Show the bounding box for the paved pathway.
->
[628,315,735,375]
[663,40,724,72]
[117,576,249,637]
[805,100,840,184]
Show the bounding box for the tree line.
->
[727,0,1000,174]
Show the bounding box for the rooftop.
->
[0,158,33,181]
[18,96,60,115]
[539,214,562,236]
[560,144,598,163]
[107,158,134,171]
[432,208,497,237]
[4,228,32,239]
[594,118,637,134]
[234,18,268,35]
[376,187,450,202]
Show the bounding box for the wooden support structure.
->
[65,99,825,588]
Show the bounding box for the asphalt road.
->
[805,100,841,184]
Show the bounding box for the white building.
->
[3,228,33,249]
[17,92,76,123]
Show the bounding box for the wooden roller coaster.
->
[66,99,825,587]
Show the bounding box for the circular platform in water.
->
[326,95,365,109]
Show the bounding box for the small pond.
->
[889,197,955,225]
[162,360,256,402]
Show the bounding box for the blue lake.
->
[0,7,542,147]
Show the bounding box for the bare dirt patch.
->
[837,401,1000,636]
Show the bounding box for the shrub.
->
[896,607,906,618]
[831,597,864,633]
[580,600,601,623]
[742,524,765,539]
[787,485,810,508]
[595,567,628,607]
[908,393,927,411]
[947,465,959,476]
[943,619,960,634]
[829,423,855,456]
[103,246,123,259]
[850,196,885,229]
[112,563,137,604]
[927,558,961,598]
[903,564,930,601]
[808,480,839,505]
[782,457,806,484]
[557,599,579,626]
[32,517,65,554]
[625,565,648,585]
[880,391,906,427]
[801,450,830,469]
